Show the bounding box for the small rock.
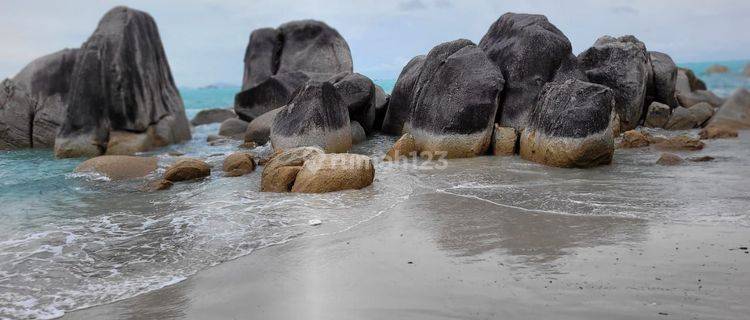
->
[384,133,418,161]
[699,126,738,140]
[164,158,211,182]
[619,130,650,148]
[218,118,249,140]
[75,155,157,180]
[705,64,729,74]
[145,179,173,191]
[655,135,704,151]
[351,121,367,145]
[688,156,715,162]
[657,153,683,166]
[643,102,671,128]
[190,108,236,126]
[308,219,322,226]
[239,141,257,149]
[222,152,256,177]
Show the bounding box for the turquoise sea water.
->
[0,68,747,319]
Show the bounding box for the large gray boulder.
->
[329,72,377,134]
[0,49,78,149]
[578,35,651,131]
[270,81,352,153]
[235,20,353,121]
[648,51,678,107]
[406,39,504,158]
[54,7,190,158]
[479,13,583,130]
[371,84,389,132]
[519,79,615,168]
[381,55,425,135]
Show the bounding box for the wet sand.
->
[64,190,750,319]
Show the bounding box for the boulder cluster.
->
[0,7,191,157]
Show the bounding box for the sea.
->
[0,62,747,319]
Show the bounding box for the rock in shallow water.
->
[408,39,504,158]
[618,130,650,149]
[291,153,375,193]
[270,81,352,153]
[706,88,750,130]
[191,109,236,126]
[219,118,249,140]
[519,79,615,168]
[75,155,157,180]
[491,124,518,156]
[164,158,211,182]
[699,126,738,140]
[381,55,425,135]
[244,108,281,145]
[261,147,323,192]
[223,152,256,177]
[655,136,704,151]
[656,153,683,166]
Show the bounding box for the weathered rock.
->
[55,7,191,158]
[372,85,389,132]
[350,121,367,144]
[291,153,375,193]
[689,102,715,127]
[492,124,517,156]
[479,13,580,129]
[618,130,650,148]
[190,108,236,126]
[705,64,729,74]
[688,156,715,162]
[677,67,707,91]
[664,106,697,130]
[147,179,173,191]
[706,88,750,130]
[270,81,352,153]
[656,153,683,166]
[381,55,425,135]
[261,147,323,192]
[384,133,417,161]
[236,20,353,121]
[234,72,309,121]
[75,155,157,180]
[655,136,704,151]
[330,72,377,133]
[519,79,615,168]
[239,141,257,149]
[408,39,504,158]
[578,35,650,131]
[222,152,256,177]
[164,158,211,182]
[218,118,249,140]
[644,102,671,128]
[699,126,739,139]
[244,108,281,145]
[677,89,724,108]
[648,52,678,107]
[105,130,154,155]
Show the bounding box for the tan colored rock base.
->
[409,126,493,159]
[383,133,417,161]
[699,127,739,140]
[519,129,614,168]
[492,124,517,156]
[291,154,375,193]
[657,153,683,165]
[618,130,650,148]
[75,155,157,180]
[655,136,705,151]
[164,158,211,182]
[271,126,352,154]
[223,152,256,177]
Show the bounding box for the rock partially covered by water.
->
[479,13,580,129]
[408,39,504,158]
[381,55,425,135]
[618,130,650,149]
[244,108,281,145]
[664,103,714,130]
[705,64,729,74]
[656,153,683,166]
[54,7,191,158]
[291,153,375,193]
[218,118,249,140]
[270,81,352,153]
[648,52,678,107]
[75,155,157,180]
[644,102,671,128]
[191,108,236,126]
[164,158,211,182]
[492,124,518,156]
[699,126,739,140]
[223,152,256,177]
[706,88,750,130]
[519,79,615,168]
[655,135,704,151]
[235,20,352,121]
[384,133,417,161]
[0,49,78,150]
[578,35,651,131]
[261,147,323,192]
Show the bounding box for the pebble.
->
[308,219,322,226]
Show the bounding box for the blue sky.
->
[0,0,748,87]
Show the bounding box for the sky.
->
[0,0,748,87]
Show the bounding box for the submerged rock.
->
[75,155,157,180]
[384,133,417,161]
[648,52,678,107]
[656,153,683,166]
[261,147,323,192]
[55,7,191,158]
[699,126,739,140]
[655,136,704,151]
[643,102,671,128]
[223,152,256,177]
[105,130,155,155]
[706,88,750,130]
[491,124,518,156]
[381,55,425,135]
[235,20,352,121]
[291,153,375,193]
[408,39,504,158]
[270,81,352,153]
[191,108,236,126]
[705,64,729,74]
[244,108,281,145]
[618,130,650,149]
[479,13,580,129]
[164,158,211,182]
[578,35,651,131]
[519,79,615,168]
[218,118,249,140]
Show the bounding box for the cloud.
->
[610,5,639,15]
[398,0,427,11]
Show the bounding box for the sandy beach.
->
[64,173,750,319]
